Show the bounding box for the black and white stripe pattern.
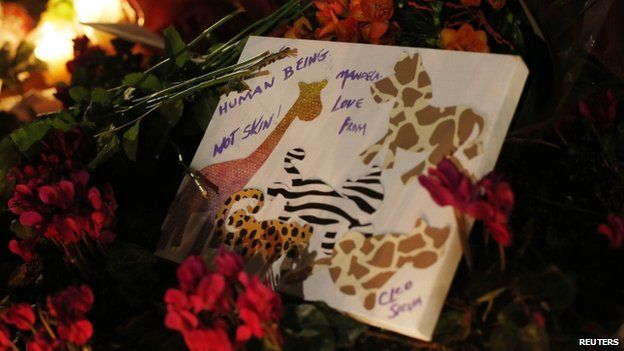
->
[267,148,384,255]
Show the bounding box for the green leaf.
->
[123,72,162,92]
[163,27,190,68]
[159,99,184,126]
[122,122,141,161]
[10,121,52,154]
[69,86,90,103]
[89,133,120,169]
[282,302,366,351]
[92,88,112,105]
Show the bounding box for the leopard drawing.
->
[212,188,313,263]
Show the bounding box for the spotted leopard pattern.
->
[213,189,313,263]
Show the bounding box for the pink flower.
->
[47,285,94,345]
[597,214,624,249]
[1,303,35,331]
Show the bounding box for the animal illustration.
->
[159,80,328,257]
[314,218,450,310]
[212,188,313,263]
[267,148,384,256]
[360,52,485,184]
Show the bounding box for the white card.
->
[157,36,528,341]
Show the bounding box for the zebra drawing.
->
[267,148,384,255]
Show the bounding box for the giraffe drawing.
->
[159,80,328,254]
[360,52,485,184]
[313,218,450,310]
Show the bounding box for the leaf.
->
[10,121,52,154]
[89,133,120,169]
[123,72,162,92]
[92,88,112,105]
[122,122,141,161]
[282,302,366,351]
[69,86,90,103]
[159,99,184,126]
[163,27,190,68]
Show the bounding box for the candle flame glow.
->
[33,22,75,62]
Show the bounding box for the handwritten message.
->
[378,281,423,319]
[213,105,282,157]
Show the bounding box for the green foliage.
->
[282,302,367,351]
[163,27,191,68]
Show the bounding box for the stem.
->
[498,243,506,272]
[454,208,473,271]
[95,104,160,137]
[38,308,57,340]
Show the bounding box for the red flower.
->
[420,159,514,247]
[1,303,35,331]
[47,285,94,345]
[0,323,12,351]
[351,0,394,41]
[579,89,618,132]
[165,253,282,351]
[26,333,58,351]
[235,271,282,344]
[478,174,514,247]
[418,159,491,219]
[8,239,36,262]
[183,322,233,351]
[597,214,624,249]
[215,248,244,280]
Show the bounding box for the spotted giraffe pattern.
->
[213,189,313,263]
[360,53,485,184]
[314,218,450,310]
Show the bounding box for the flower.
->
[8,239,36,262]
[419,159,514,247]
[0,323,12,351]
[182,322,233,351]
[214,247,244,280]
[235,271,282,345]
[461,0,481,6]
[351,0,394,41]
[7,133,117,261]
[597,214,624,249]
[1,303,35,331]
[441,23,490,53]
[478,173,514,247]
[579,89,618,132]
[26,333,58,351]
[165,252,282,351]
[418,159,491,219]
[284,17,314,39]
[47,285,94,345]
